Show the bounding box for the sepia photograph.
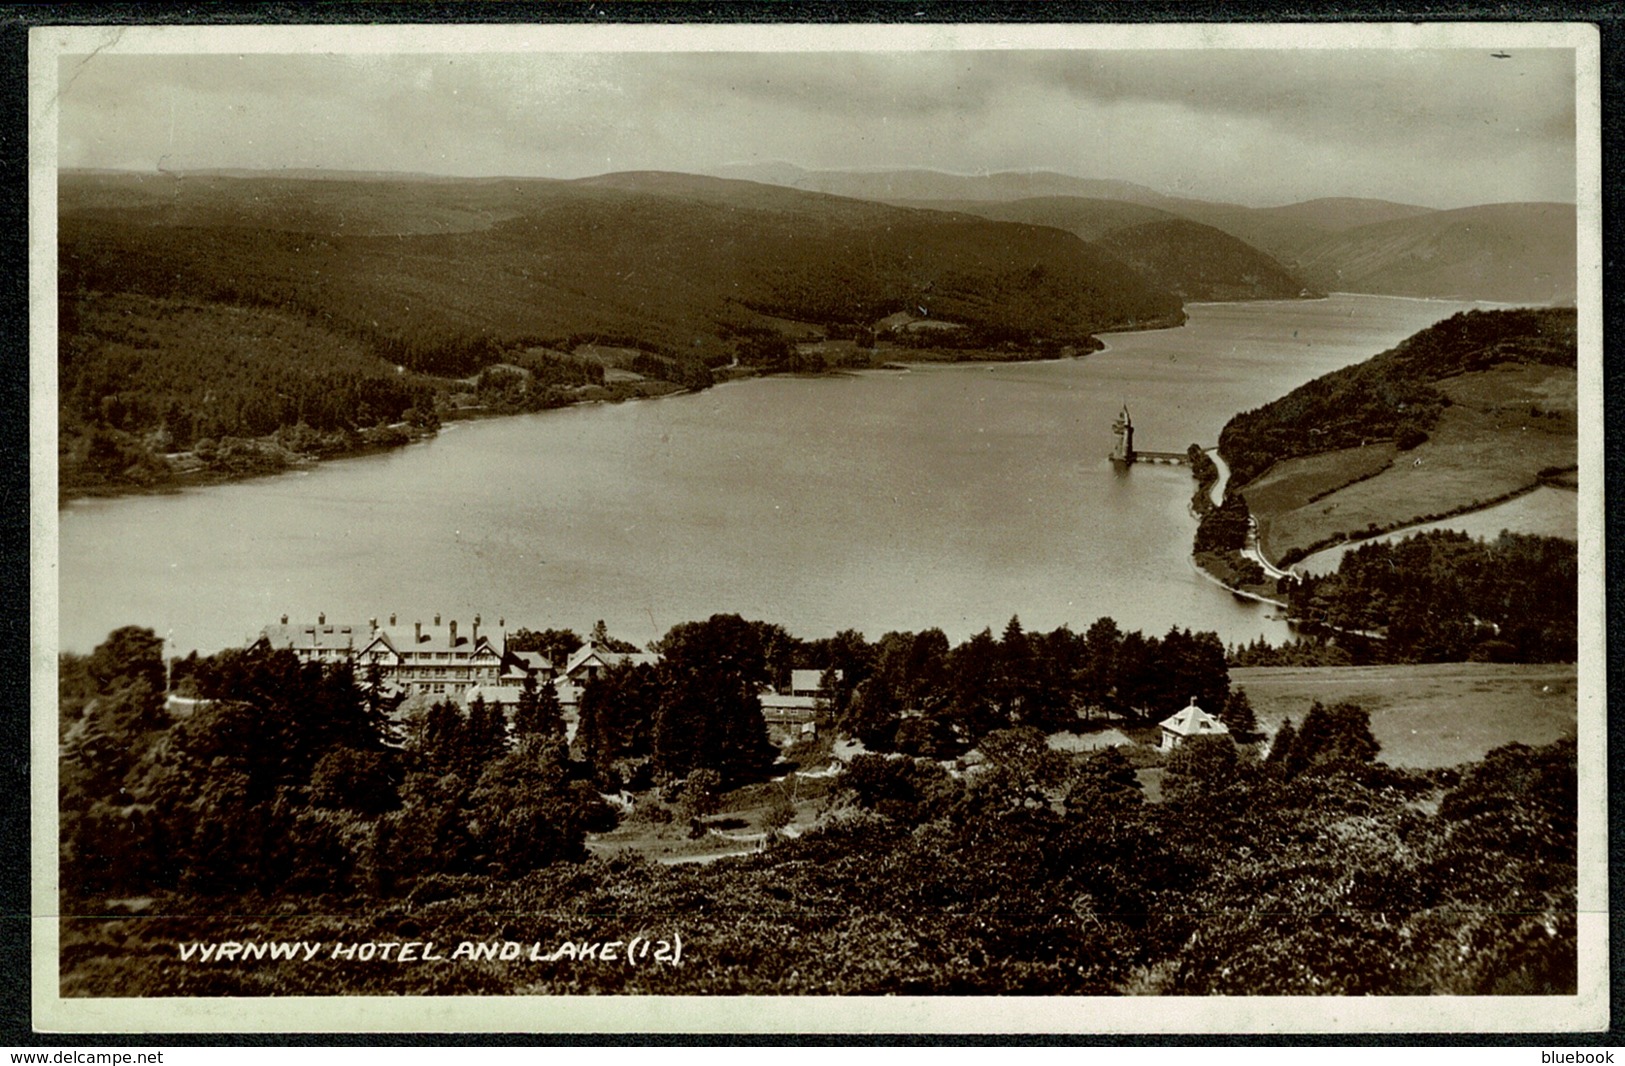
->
[29,19,1605,1034]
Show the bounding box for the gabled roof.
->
[1158,700,1230,738]
[259,622,364,653]
[510,651,553,672]
[359,621,500,658]
[563,642,659,677]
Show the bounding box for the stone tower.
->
[1111,403,1135,464]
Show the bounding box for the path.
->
[1240,517,1298,582]
[1206,447,1230,509]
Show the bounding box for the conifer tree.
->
[457,695,509,782]
[512,672,565,740]
[420,699,463,777]
[1222,688,1259,739]
[1266,717,1297,769]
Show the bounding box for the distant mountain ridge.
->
[712,166,1576,306]
[1290,202,1577,304]
[707,162,1181,207]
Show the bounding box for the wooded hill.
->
[1200,308,1579,664]
[1091,218,1309,302]
[61,170,1182,374]
[58,169,1185,495]
[1218,307,1577,489]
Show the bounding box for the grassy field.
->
[586,763,838,865]
[1249,364,1576,563]
[1231,661,1578,769]
[1242,442,1396,558]
[1296,485,1579,574]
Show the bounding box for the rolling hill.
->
[1288,202,1577,303]
[910,196,1309,301]
[707,163,1179,207]
[1090,218,1309,301]
[902,196,1181,241]
[720,168,1575,307]
[61,169,1183,368]
[1214,307,1577,567]
[1249,196,1438,234]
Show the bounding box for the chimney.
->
[319,612,326,625]
[434,612,441,626]
[472,615,480,643]
[390,613,397,626]
[450,619,459,646]
[369,617,377,631]
[415,620,423,643]
[281,614,288,625]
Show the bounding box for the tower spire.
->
[1111,402,1135,464]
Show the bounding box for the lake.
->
[56,294,1503,656]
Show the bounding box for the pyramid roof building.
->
[1158,698,1230,744]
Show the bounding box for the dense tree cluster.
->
[1193,494,1251,554]
[1285,530,1578,663]
[572,615,1230,772]
[832,618,1229,757]
[59,630,613,904]
[1218,307,1577,487]
[1227,635,1356,668]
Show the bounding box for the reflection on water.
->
[58,294,1498,655]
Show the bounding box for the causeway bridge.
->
[1129,450,1190,466]
[1109,404,1191,466]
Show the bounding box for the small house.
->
[1158,698,1230,751]
[760,691,819,746]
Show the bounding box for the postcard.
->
[30,18,1605,1034]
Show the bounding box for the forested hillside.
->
[1091,218,1309,301]
[1287,530,1577,663]
[933,197,1310,300]
[59,170,1184,497]
[1217,307,1577,488]
[1197,308,1579,665]
[708,168,1576,306]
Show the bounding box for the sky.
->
[51,35,1580,209]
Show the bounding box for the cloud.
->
[54,47,1578,207]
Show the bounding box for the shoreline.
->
[58,318,1187,507]
[1186,555,1289,611]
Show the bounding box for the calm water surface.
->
[58,294,1499,654]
